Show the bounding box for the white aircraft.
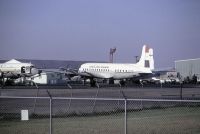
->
[0,59,41,85]
[78,45,154,87]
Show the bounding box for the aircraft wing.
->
[78,71,95,78]
[40,69,78,79]
[1,72,20,79]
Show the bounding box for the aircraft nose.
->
[78,67,83,73]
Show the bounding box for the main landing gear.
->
[90,78,99,88]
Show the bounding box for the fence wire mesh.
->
[0,97,200,134]
[51,99,124,134]
[0,98,50,134]
[127,100,200,134]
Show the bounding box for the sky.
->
[0,0,200,68]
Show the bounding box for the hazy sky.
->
[0,0,200,68]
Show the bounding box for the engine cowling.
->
[0,72,2,78]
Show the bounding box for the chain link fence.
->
[0,96,200,134]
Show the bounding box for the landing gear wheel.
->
[120,80,126,86]
[90,79,96,87]
[109,79,114,84]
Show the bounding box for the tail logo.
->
[145,46,150,53]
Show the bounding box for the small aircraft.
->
[0,59,42,86]
[78,45,154,87]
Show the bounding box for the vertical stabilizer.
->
[137,45,154,70]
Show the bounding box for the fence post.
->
[120,90,127,134]
[124,99,127,134]
[92,88,99,112]
[180,83,183,100]
[47,90,52,134]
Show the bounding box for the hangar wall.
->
[175,58,200,79]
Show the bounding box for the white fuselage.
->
[78,63,152,79]
[0,62,38,78]
[78,45,154,82]
[0,63,32,73]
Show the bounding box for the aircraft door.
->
[21,66,25,73]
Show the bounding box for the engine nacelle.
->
[0,72,3,78]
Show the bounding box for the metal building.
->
[175,58,200,81]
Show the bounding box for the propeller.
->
[38,69,42,76]
[59,64,72,71]
[58,65,78,80]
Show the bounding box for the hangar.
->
[175,58,200,82]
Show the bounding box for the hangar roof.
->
[175,58,200,62]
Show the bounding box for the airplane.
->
[78,45,154,87]
[0,59,42,86]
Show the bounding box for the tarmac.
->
[1,84,200,99]
[0,84,200,116]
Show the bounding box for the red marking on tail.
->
[145,46,149,53]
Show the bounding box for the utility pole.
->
[135,56,139,63]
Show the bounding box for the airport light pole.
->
[135,56,139,63]
[109,47,116,63]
